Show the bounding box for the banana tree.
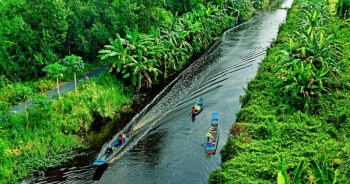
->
[277,155,344,184]
[202,5,227,37]
[296,29,342,70]
[125,25,154,53]
[280,58,315,97]
[226,0,254,22]
[42,63,67,99]
[99,33,133,73]
[160,19,192,68]
[123,49,162,91]
[61,54,84,94]
[277,1,342,98]
[160,39,179,79]
[149,26,175,80]
[179,12,204,52]
[173,22,193,57]
[174,28,193,66]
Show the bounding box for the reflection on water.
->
[27,0,294,183]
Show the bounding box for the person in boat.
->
[191,107,197,122]
[106,146,113,156]
[116,134,126,148]
[206,132,211,143]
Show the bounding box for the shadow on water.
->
[92,165,108,181]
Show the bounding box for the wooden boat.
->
[92,136,129,166]
[193,96,204,115]
[205,112,219,154]
[191,96,204,122]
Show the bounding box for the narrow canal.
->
[29,0,293,183]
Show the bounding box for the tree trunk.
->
[74,73,77,94]
[57,77,60,98]
[25,101,29,127]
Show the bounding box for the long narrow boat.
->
[205,112,219,154]
[193,96,204,115]
[191,96,204,122]
[92,136,129,166]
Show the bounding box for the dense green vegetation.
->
[0,74,133,183]
[209,0,350,183]
[0,0,267,183]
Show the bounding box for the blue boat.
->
[92,136,129,166]
[194,96,204,115]
[191,96,204,122]
[205,112,219,154]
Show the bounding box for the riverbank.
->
[209,0,350,183]
[1,0,297,183]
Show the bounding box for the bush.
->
[337,0,350,19]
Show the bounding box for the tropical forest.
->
[0,0,349,183]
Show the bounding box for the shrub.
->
[336,0,350,19]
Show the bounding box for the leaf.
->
[284,82,298,93]
[301,47,306,56]
[310,160,330,184]
[320,32,324,45]
[292,159,304,184]
[278,155,289,184]
[277,171,286,184]
[322,161,329,181]
[300,86,305,93]
[318,67,331,77]
[123,73,130,78]
[332,169,338,184]
[289,38,295,50]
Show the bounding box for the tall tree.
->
[0,0,69,81]
[61,55,84,94]
[42,63,67,99]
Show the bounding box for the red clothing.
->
[191,109,196,115]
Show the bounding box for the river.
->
[28,0,293,183]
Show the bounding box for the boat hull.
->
[194,96,204,115]
[92,137,129,166]
[205,112,219,154]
